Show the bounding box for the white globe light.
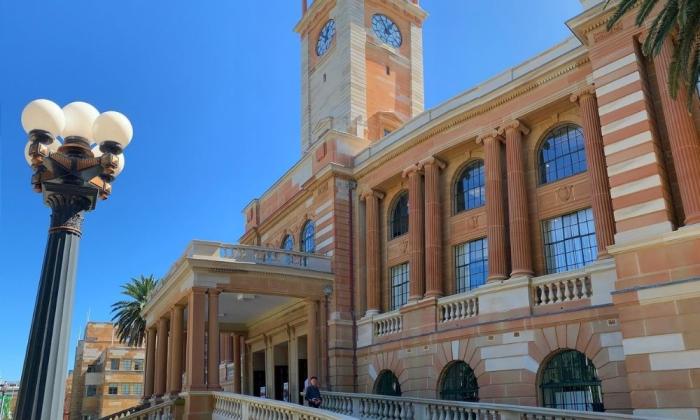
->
[21,99,65,135]
[93,111,133,149]
[62,101,99,141]
[114,154,125,176]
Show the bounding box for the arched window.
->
[390,192,409,239]
[454,160,485,213]
[538,124,587,184]
[373,370,401,396]
[300,221,315,253]
[540,350,604,412]
[438,361,478,402]
[281,234,294,251]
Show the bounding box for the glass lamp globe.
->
[114,154,125,176]
[93,111,133,150]
[21,99,65,136]
[62,102,99,142]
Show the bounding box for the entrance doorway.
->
[274,342,289,401]
[298,335,308,404]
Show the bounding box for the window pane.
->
[390,263,409,310]
[121,359,132,371]
[121,384,130,395]
[455,161,485,213]
[301,221,315,253]
[390,193,409,238]
[538,125,587,184]
[540,350,604,412]
[455,238,488,293]
[133,359,143,371]
[110,359,119,371]
[108,384,118,395]
[542,208,597,274]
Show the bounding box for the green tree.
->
[606,0,700,107]
[111,275,159,347]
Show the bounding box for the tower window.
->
[386,66,391,75]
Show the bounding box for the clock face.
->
[316,19,336,56]
[371,14,402,48]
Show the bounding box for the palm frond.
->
[110,274,159,347]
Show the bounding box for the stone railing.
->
[437,292,479,323]
[99,398,181,420]
[373,310,402,337]
[321,391,652,420]
[532,270,593,307]
[212,392,355,420]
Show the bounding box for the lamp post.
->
[15,99,133,420]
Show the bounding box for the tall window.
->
[390,192,409,239]
[439,361,479,402]
[132,383,143,396]
[133,359,144,371]
[282,234,294,251]
[538,124,587,184]
[108,384,118,395]
[121,359,132,371]
[543,208,597,274]
[86,385,97,397]
[455,238,488,293]
[454,160,485,213]
[374,370,402,396]
[120,383,130,395]
[540,350,604,412]
[300,221,315,253]
[390,263,409,310]
[110,359,120,371]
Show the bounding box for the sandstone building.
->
[140,0,700,418]
[67,322,145,420]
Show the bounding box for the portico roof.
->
[142,240,333,325]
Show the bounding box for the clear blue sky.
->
[0,0,582,381]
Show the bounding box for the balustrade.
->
[533,273,592,306]
[373,311,403,337]
[438,294,479,323]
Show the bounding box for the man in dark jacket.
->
[304,376,322,408]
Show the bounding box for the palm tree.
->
[111,275,159,347]
[606,0,700,107]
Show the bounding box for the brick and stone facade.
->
[142,0,700,418]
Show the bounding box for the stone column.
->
[208,289,221,390]
[403,164,425,300]
[169,304,184,395]
[233,333,242,393]
[653,40,700,225]
[502,121,534,276]
[571,87,616,256]
[288,330,298,402]
[362,190,383,315]
[264,336,274,399]
[306,300,319,380]
[420,156,446,297]
[479,131,508,281]
[154,317,169,397]
[144,326,156,399]
[185,288,207,391]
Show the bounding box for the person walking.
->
[304,376,322,408]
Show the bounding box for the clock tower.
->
[295,0,427,153]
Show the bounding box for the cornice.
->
[353,50,590,180]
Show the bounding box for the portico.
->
[140,241,332,416]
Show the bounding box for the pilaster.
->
[361,189,384,315]
[419,156,446,297]
[207,289,221,390]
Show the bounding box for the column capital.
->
[207,288,222,296]
[570,85,596,104]
[401,163,422,178]
[475,129,502,144]
[418,156,446,170]
[499,119,530,136]
[191,286,208,295]
[360,189,385,201]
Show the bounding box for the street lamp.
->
[15,99,133,420]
